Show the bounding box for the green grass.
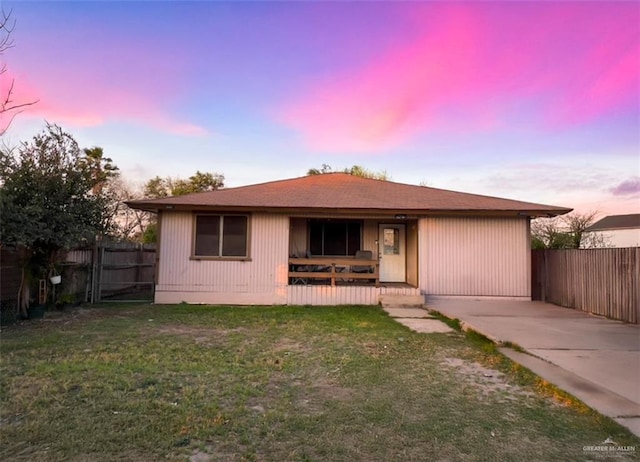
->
[1,304,638,461]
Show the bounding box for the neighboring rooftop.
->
[586,214,640,232]
[126,173,572,217]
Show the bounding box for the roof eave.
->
[125,201,572,218]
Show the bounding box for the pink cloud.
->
[276,3,639,152]
[4,28,208,137]
[5,71,208,137]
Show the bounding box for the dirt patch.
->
[442,357,535,402]
[247,369,354,417]
[272,337,309,354]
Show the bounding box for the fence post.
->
[136,244,143,293]
[542,249,548,303]
[90,241,98,304]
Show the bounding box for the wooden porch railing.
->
[288,257,379,287]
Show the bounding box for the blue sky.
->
[3,0,639,215]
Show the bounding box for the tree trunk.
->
[17,267,29,318]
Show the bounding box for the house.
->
[583,214,640,248]
[126,173,571,305]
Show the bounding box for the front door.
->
[379,224,406,282]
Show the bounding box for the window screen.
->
[194,215,248,257]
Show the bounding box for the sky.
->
[2,0,639,216]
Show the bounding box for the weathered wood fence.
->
[67,242,156,303]
[0,242,156,324]
[0,247,24,324]
[532,248,639,324]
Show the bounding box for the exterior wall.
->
[156,212,289,304]
[584,229,640,248]
[287,285,421,306]
[419,217,530,297]
[406,220,419,287]
[362,221,379,256]
[157,212,531,304]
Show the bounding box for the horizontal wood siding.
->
[533,248,639,323]
[419,217,530,297]
[156,212,289,304]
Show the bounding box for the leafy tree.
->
[0,124,115,315]
[307,163,333,176]
[0,9,38,135]
[140,171,225,243]
[143,171,224,198]
[307,164,390,180]
[80,147,119,195]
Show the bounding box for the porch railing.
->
[288,257,379,287]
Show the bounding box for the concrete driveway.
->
[427,296,640,437]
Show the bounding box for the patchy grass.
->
[1,304,638,462]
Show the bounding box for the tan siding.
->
[362,220,379,256]
[419,217,530,297]
[157,212,289,304]
[406,220,419,286]
[289,218,307,256]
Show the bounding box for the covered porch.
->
[287,216,420,289]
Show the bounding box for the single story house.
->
[583,214,640,248]
[127,173,571,305]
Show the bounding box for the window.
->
[194,214,249,258]
[309,220,361,256]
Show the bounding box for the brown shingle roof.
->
[126,173,572,217]
[586,214,640,231]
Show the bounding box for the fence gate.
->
[92,243,156,303]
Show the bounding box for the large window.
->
[193,214,249,258]
[309,220,361,256]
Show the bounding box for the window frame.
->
[308,220,362,256]
[191,213,251,260]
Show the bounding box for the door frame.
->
[378,223,406,283]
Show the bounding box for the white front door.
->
[379,224,406,282]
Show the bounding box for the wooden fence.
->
[0,247,24,324]
[67,243,156,303]
[532,248,639,324]
[0,242,156,324]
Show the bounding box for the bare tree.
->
[563,210,599,249]
[531,210,609,249]
[1,9,38,135]
[104,177,153,242]
[531,217,572,249]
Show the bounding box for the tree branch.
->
[0,8,38,135]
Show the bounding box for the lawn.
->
[1,304,638,461]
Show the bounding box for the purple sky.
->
[3,1,639,216]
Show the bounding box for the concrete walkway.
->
[428,296,640,437]
[380,295,454,334]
